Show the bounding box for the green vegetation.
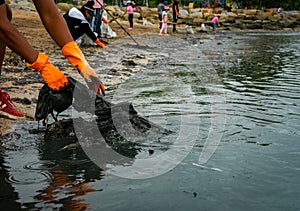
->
[56,0,73,4]
[234,0,299,10]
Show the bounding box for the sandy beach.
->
[0,8,187,134]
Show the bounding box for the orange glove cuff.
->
[27,52,48,73]
[62,41,87,71]
[61,41,105,95]
[27,52,68,91]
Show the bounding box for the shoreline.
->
[0,8,299,136]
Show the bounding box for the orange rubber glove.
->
[95,38,107,49]
[27,52,69,91]
[61,41,105,96]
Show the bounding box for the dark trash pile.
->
[35,77,172,158]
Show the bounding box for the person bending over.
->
[211,15,220,33]
[0,0,105,120]
[64,1,107,49]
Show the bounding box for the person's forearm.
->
[0,4,37,63]
[84,25,97,42]
[33,0,73,48]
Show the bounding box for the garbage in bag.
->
[35,76,172,140]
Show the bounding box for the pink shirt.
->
[212,16,219,23]
[127,5,134,14]
[87,0,102,9]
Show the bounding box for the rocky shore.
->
[133,6,300,31]
[8,0,300,31]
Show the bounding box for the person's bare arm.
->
[0,2,68,90]
[0,3,38,63]
[33,0,105,95]
[33,0,73,48]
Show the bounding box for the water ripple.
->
[6,171,52,185]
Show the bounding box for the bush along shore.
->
[8,0,300,32]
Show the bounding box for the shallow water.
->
[1,32,300,210]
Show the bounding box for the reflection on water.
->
[0,122,104,210]
[0,32,300,210]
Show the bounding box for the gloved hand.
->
[95,38,107,49]
[61,41,105,96]
[27,52,69,91]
